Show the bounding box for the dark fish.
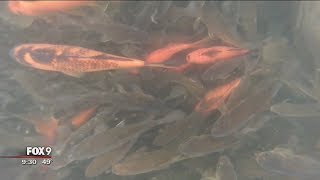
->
[163,1,205,23]
[150,1,173,24]
[201,2,246,48]
[142,71,206,100]
[239,112,272,135]
[116,106,212,176]
[89,23,150,44]
[133,1,157,30]
[153,112,202,147]
[44,8,148,44]
[201,56,245,84]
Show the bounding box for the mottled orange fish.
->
[10,44,170,77]
[8,0,95,16]
[186,46,249,65]
[195,78,241,115]
[146,37,211,64]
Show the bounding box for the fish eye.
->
[30,49,56,64]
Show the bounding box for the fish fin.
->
[126,68,140,76]
[218,104,228,115]
[193,17,201,31]
[100,35,111,43]
[62,71,85,78]
[191,36,213,48]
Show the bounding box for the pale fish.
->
[255,147,320,178]
[178,135,239,158]
[271,102,320,118]
[114,108,211,175]
[85,139,135,177]
[200,155,238,180]
[153,112,203,147]
[68,110,185,161]
[54,107,115,156]
[112,146,184,176]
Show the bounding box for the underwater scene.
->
[0,1,320,180]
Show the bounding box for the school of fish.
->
[1,1,319,180]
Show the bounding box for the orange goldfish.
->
[10,44,170,77]
[24,106,99,145]
[21,115,59,146]
[195,78,241,115]
[35,117,59,145]
[69,106,98,129]
[186,46,249,65]
[146,37,212,64]
[8,0,95,16]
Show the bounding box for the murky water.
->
[1,1,320,180]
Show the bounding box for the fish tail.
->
[144,63,176,69]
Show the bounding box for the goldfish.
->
[10,44,170,77]
[69,105,98,129]
[146,37,212,64]
[21,105,98,146]
[186,46,250,65]
[35,117,59,145]
[8,1,95,16]
[194,78,241,115]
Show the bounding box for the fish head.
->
[10,44,57,71]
